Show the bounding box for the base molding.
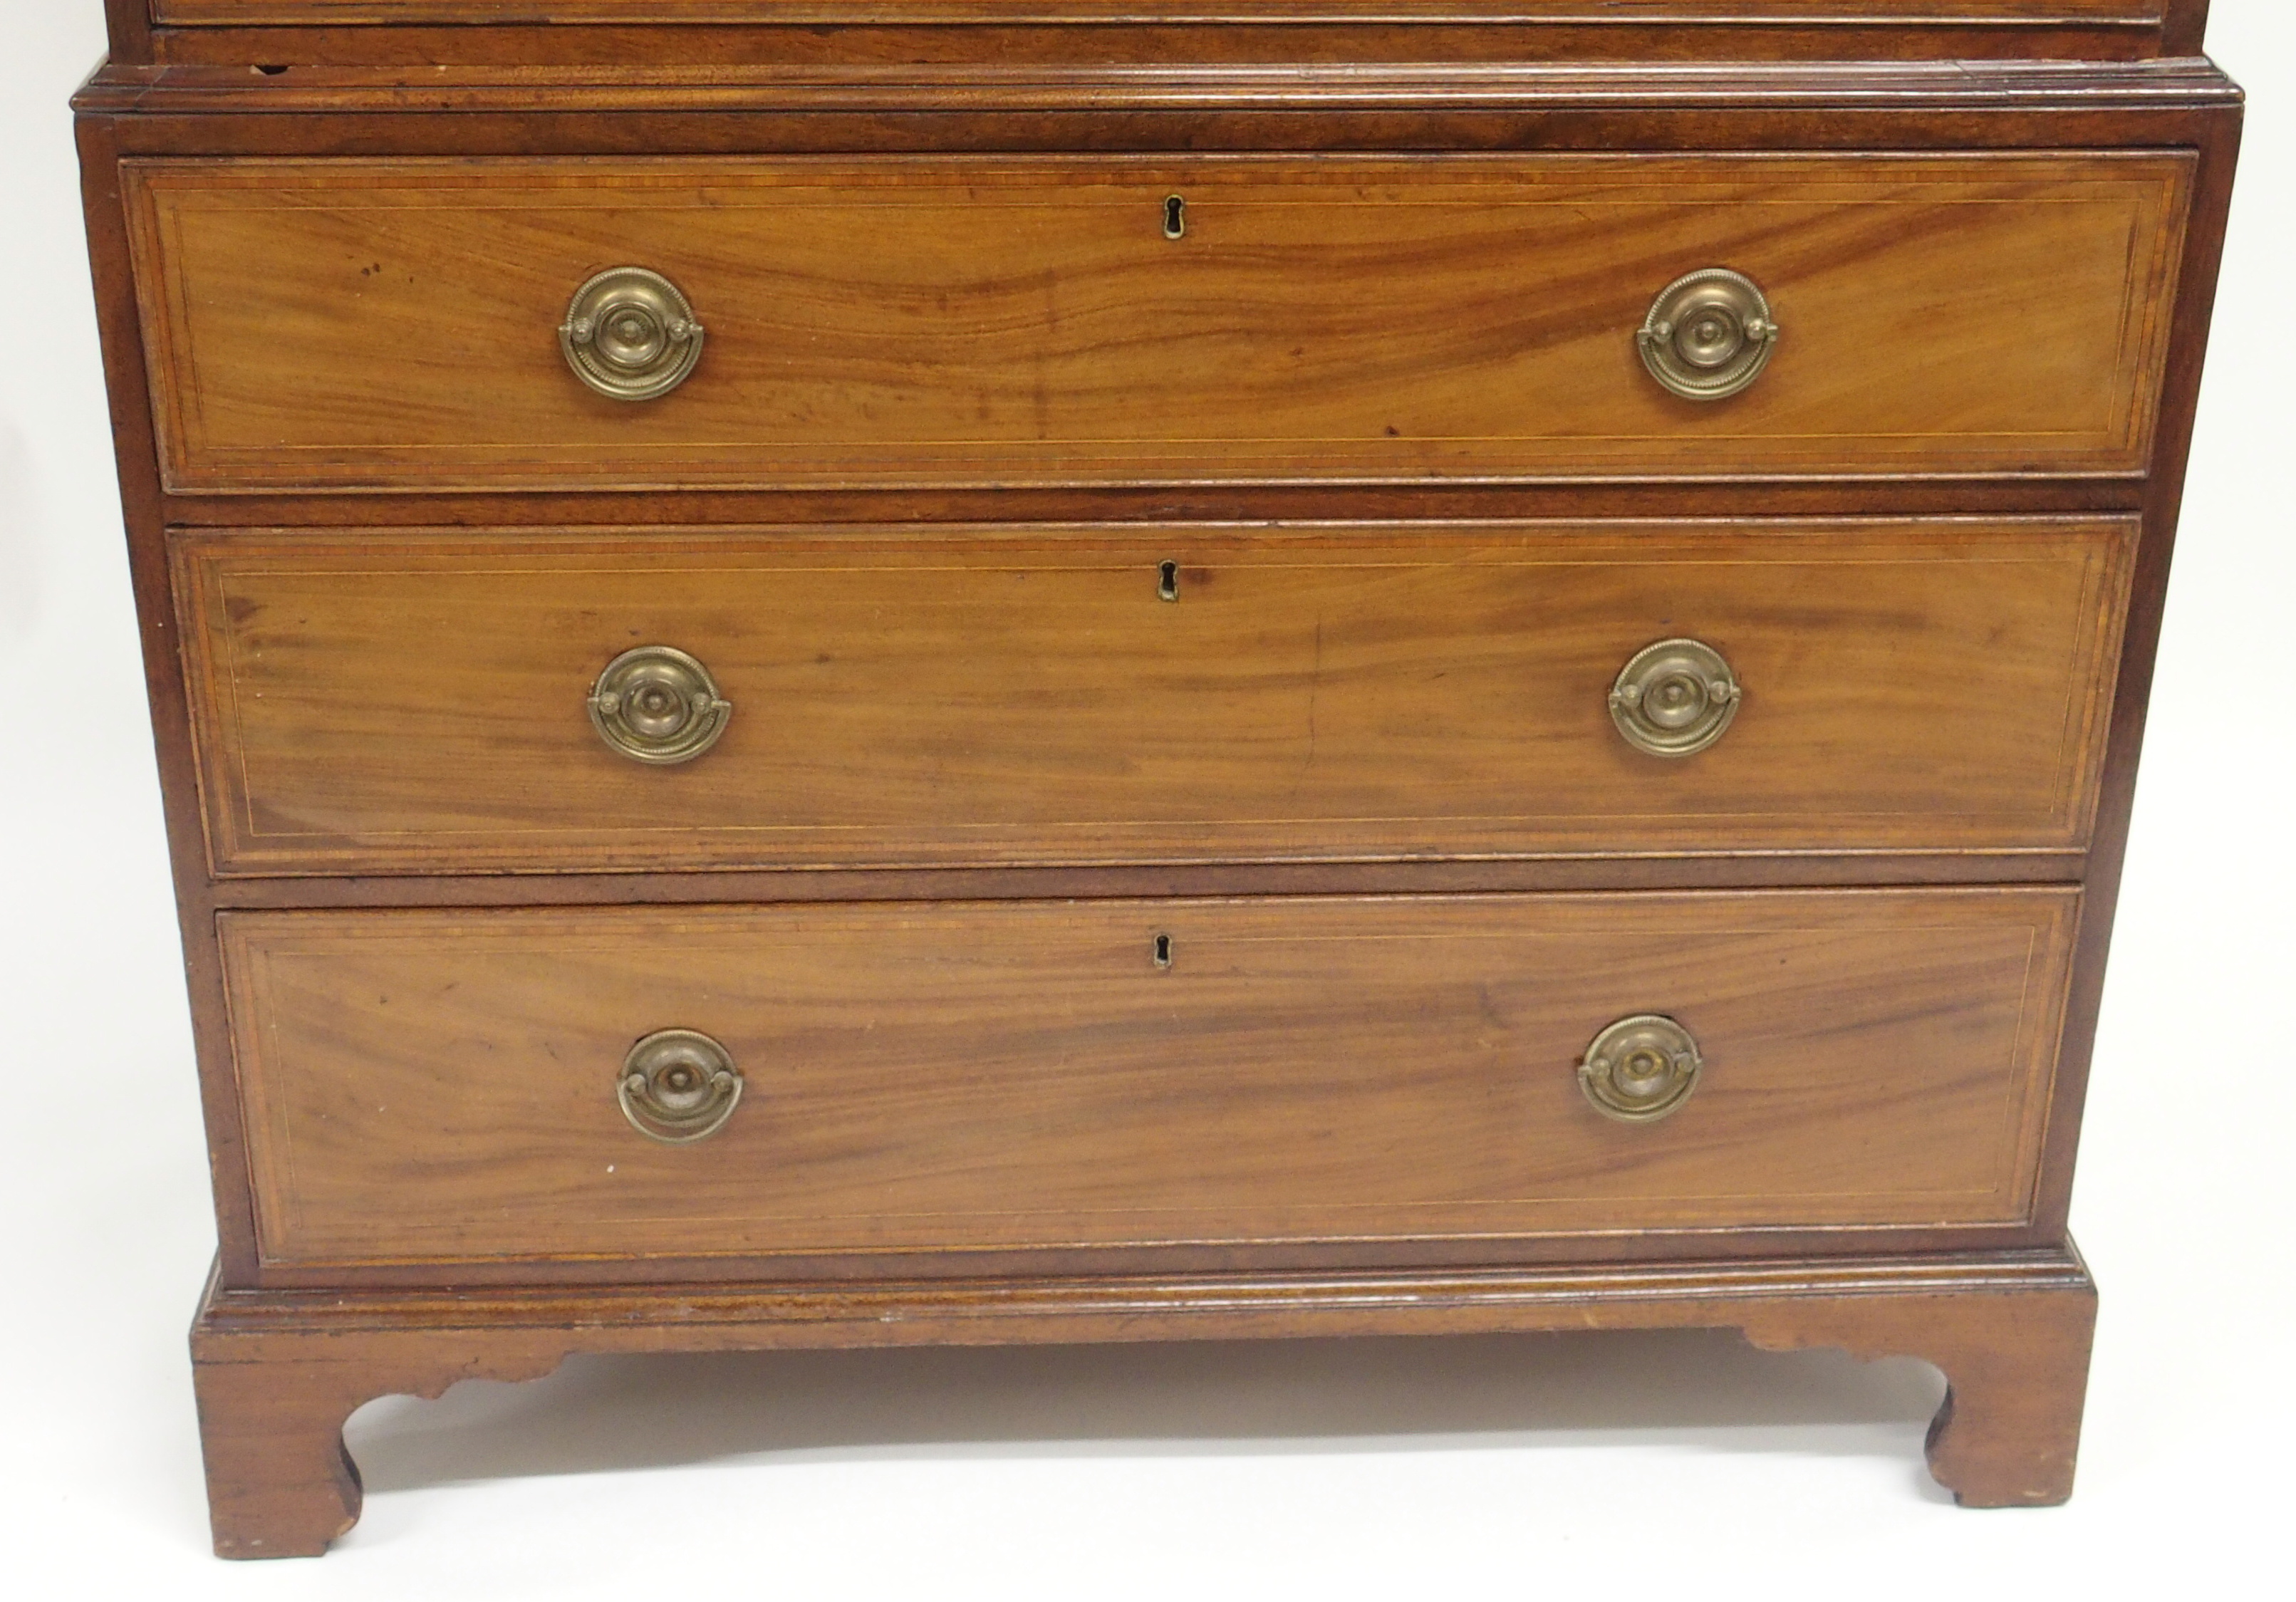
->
[191,1244,2097,1556]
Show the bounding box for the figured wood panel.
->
[123,153,2191,492]
[219,889,2078,1269]
[175,519,2134,877]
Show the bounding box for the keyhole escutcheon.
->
[1163,195,1186,239]
[1158,560,1180,602]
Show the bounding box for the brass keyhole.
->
[1153,933,1174,969]
[1158,560,1180,602]
[1163,195,1186,239]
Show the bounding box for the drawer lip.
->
[197,853,2096,910]
[143,2,2170,29]
[120,150,2194,495]
[218,885,2081,1276]
[77,59,2247,119]
[170,515,2139,880]
[234,1223,2070,1289]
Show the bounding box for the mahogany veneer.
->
[75,0,2239,1558]
[176,519,2133,875]
[123,153,2188,491]
[220,890,2078,1267]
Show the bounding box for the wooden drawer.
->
[220,889,2077,1271]
[123,153,2189,493]
[176,519,2134,877]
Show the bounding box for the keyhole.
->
[1163,195,1186,239]
[1158,560,1180,602]
[1153,933,1173,969]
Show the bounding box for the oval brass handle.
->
[1609,638,1741,759]
[619,1029,744,1144]
[560,266,705,401]
[1637,268,1778,402]
[1579,1014,1703,1124]
[588,645,732,766]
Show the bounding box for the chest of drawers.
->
[73,0,2240,1558]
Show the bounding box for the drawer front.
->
[124,154,2189,493]
[176,519,2134,876]
[221,890,2077,1271]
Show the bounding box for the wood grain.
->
[175,519,2134,876]
[76,113,277,1285]
[219,888,2077,1270]
[1737,1262,2097,1507]
[130,29,2181,73]
[121,153,2191,493]
[144,1,2166,28]
[2030,58,2243,1249]
[82,58,2243,117]
[2163,0,2212,54]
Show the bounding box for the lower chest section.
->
[112,117,2199,1294]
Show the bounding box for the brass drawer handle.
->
[1637,267,1778,402]
[588,645,732,766]
[1609,637,1741,759]
[1579,1014,1702,1124]
[620,1029,744,1144]
[560,266,705,401]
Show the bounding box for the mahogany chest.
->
[73,0,2241,1556]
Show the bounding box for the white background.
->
[3,5,2290,1596]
